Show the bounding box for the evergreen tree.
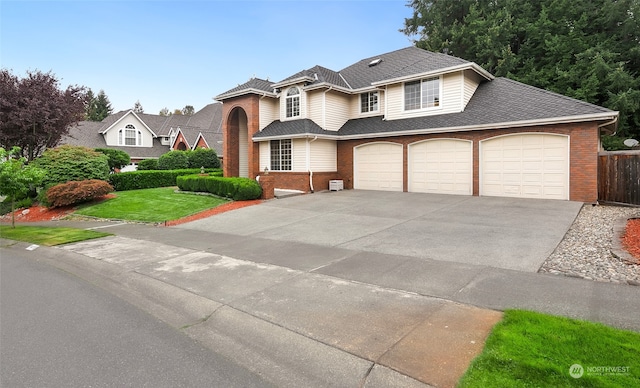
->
[133,100,144,114]
[94,90,113,121]
[403,0,640,139]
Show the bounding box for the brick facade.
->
[222,95,260,179]
[337,123,600,202]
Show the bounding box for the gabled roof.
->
[338,77,616,138]
[61,103,224,157]
[216,46,492,99]
[101,110,158,137]
[215,78,276,100]
[253,78,617,140]
[339,46,487,89]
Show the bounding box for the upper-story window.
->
[404,77,440,111]
[285,87,300,118]
[360,91,379,113]
[118,124,142,146]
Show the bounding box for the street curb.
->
[5,241,435,387]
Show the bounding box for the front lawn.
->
[0,225,111,246]
[458,309,640,387]
[75,187,229,222]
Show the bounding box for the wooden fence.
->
[598,151,640,205]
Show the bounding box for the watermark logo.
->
[569,364,584,378]
[569,364,630,378]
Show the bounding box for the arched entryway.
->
[226,107,249,178]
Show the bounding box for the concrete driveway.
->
[176,190,583,272]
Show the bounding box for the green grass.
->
[0,225,111,246]
[458,309,640,387]
[74,187,229,222]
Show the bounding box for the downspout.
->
[597,116,619,151]
[308,135,318,192]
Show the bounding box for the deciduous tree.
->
[0,147,45,227]
[0,69,87,160]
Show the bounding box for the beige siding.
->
[292,138,307,172]
[259,141,270,171]
[463,70,481,109]
[307,91,323,127]
[279,84,307,121]
[350,90,386,119]
[310,139,337,171]
[385,71,464,121]
[104,113,154,147]
[324,91,350,131]
[259,98,279,130]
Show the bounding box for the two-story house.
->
[215,47,617,202]
[61,103,223,170]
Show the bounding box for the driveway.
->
[176,190,583,272]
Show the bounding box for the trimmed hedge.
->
[46,179,114,208]
[177,175,262,201]
[109,169,222,191]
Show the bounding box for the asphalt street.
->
[0,248,274,388]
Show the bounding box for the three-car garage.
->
[353,133,570,200]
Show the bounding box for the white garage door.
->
[409,139,472,195]
[481,134,569,200]
[354,142,403,191]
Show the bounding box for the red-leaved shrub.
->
[46,179,114,208]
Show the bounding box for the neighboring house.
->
[215,47,618,202]
[61,103,223,170]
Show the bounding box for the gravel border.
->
[540,204,640,285]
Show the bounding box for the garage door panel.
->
[354,143,403,191]
[409,139,472,195]
[481,134,568,200]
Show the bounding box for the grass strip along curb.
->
[0,225,111,246]
[458,309,640,387]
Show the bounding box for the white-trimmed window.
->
[404,77,440,110]
[285,87,300,118]
[118,124,142,146]
[360,91,379,113]
[270,139,292,171]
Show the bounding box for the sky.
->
[1,0,416,115]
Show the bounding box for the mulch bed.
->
[622,218,640,261]
[164,200,262,226]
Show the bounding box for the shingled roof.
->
[254,77,616,140]
[61,103,223,157]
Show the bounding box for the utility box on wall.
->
[329,180,344,191]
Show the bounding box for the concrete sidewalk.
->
[3,216,639,387]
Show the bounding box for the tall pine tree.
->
[403,0,640,141]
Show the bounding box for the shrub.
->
[158,150,189,170]
[32,145,110,188]
[177,175,262,200]
[108,168,218,191]
[0,197,33,216]
[95,148,131,171]
[137,158,158,170]
[187,148,221,169]
[46,179,114,208]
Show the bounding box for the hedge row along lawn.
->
[75,187,229,223]
[458,309,640,387]
[0,225,111,246]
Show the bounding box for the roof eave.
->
[340,112,619,140]
[215,88,277,101]
[101,110,158,138]
[252,132,339,141]
[371,63,494,87]
[271,76,315,88]
[303,82,352,94]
